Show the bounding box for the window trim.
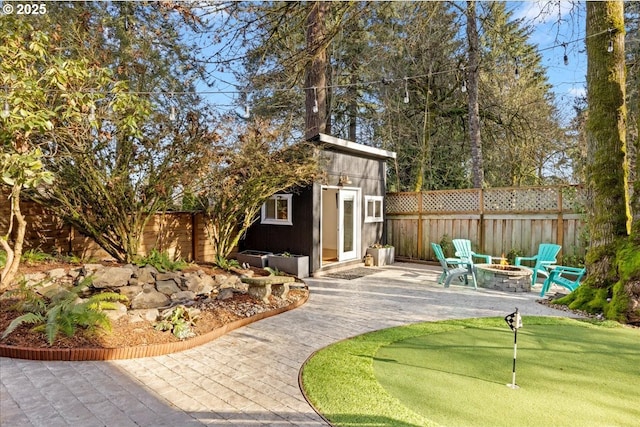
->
[364,195,384,223]
[261,194,293,225]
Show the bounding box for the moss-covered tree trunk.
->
[558,1,640,324]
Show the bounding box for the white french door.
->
[338,189,359,261]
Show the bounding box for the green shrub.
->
[214,254,240,271]
[506,248,524,264]
[2,277,128,345]
[134,249,188,272]
[439,234,454,258]
[21,248,53,264]
[58,253,84,265]
[561,251,586,268]
[0,250,6,268]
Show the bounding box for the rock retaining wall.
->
[20,264,251,322]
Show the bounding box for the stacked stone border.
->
[0,287,308,361]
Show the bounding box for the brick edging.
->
[0,291,309,361]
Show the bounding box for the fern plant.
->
[134,249,188,272]
[21,248,53,264]
[1,277,128,345]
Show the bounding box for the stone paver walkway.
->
[1,263,577,426]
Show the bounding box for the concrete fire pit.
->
[475,264,532,292]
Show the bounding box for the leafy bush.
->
[561,252,586,268]
[506,248,525,264]
[21,248,53,264]
[134,249,188,272]
[1,277,128,345]
[214,254,240,271]
[58,253,84,265]
[439,234,454,258]
[154,305,200,339]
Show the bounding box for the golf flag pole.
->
[504,307,523,389]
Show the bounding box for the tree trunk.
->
[557,1,639,324]
[466,0,483,188]
[0,184,26,292]
[584,0,628,259]
[305,1,328,139]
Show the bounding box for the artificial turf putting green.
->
[300,317,640,427]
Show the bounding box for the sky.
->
[509,1,588,123]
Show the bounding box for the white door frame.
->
[337,187,360,262]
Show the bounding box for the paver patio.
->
[0,263,577,427]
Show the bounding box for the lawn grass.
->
[300,317,640,427]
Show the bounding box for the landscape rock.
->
[184,272,215,295]
[171,290,196,303]
[48,268,67,280]
[137,265,158,283]
[213,274,228,286]
[128,308,160,322]
[37,283,69,300]
[183,273,202,292]
[92,267,133,288]
[23,272,48,287]
[105,302,128,321]
[156,280,181,295]
[217,288,235,300]
[156,272,180,283]
[118,285,143,301]
[130,290,170,309]
[219,275,241,289]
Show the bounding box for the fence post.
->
[557,187,564,259]
[479,188,485,253]
[417,192,423,259]
[191,213,197,263]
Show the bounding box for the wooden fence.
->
[0,194,218,262]
[385,185,589,262]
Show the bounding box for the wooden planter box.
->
[236,250,273,268]
[267,254,309,278]
[366,247,395,267]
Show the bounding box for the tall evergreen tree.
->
[478,1,566,187]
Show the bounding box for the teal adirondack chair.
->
[450,239,492,289]
[452,239,492,264]
[540,265,586,296]
[431,243,473,288]
[514,243,562,287]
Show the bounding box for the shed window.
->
[261,194,293,225]
[365,196,384,223]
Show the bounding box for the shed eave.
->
[309,133,397,160]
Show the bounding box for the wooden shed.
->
[239,133,397,276]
